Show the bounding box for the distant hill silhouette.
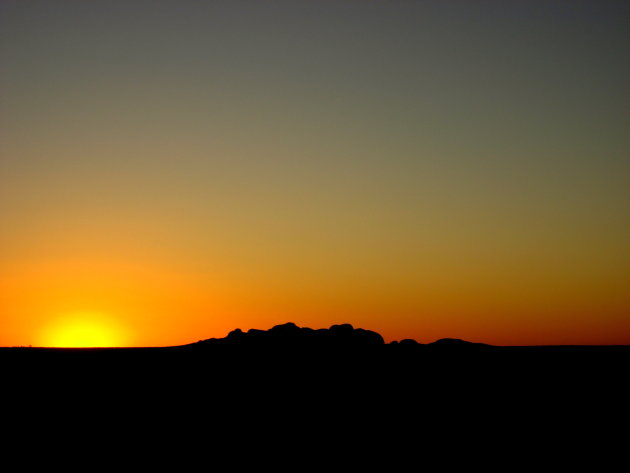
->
[187,322,499,356]
[3,321,628,385]
[191,322,386,349]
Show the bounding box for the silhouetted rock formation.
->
[190,323,505,355]
[194,322,385,350]
[190,323,502,354]
[391,339,422,346]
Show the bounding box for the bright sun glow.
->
[43,313,125,347]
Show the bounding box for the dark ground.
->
[3,324,627,467]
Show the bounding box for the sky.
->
[1,0,629,347]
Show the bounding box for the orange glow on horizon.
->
[2,256,629,348]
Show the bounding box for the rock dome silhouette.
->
[194,322,385,348]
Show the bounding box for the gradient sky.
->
[1,0,629,346]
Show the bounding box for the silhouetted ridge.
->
[194,322,385,349]
[428,338,491,348]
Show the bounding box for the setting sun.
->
[42,313,127,348]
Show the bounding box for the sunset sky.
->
[1,0,629,347]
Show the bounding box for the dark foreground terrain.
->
[3,323,627,465]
